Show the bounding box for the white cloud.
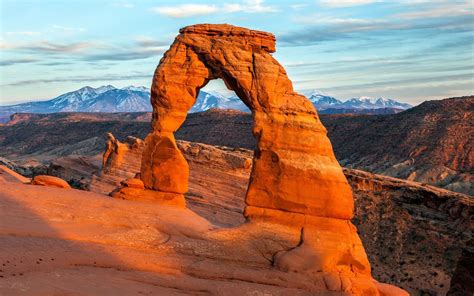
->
[151,1,277,18]
[1,40,96,54]
[319,0,377,8]
[290,3,310,10]
[151,4,218,18]
[52,25,85,33]
[295,16,384,26]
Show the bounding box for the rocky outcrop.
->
[323,97,474,196]
[345,168,473,295]
[89,135,145,194]
[30,175,71,189]
[90,133,253,227]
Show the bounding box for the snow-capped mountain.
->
[0,85,153,114]
[190,91,250,113]
[340,96,412,110]
[302,89,343,110]
[0,85,412,122]
[301,90,412,111]
[0,85,249,120]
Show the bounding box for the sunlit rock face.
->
[142,23,353,218]
[139,24,406,295]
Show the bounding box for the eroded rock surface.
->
[91,134,252,227]
[0,166,376,296]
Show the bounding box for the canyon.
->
[0,24,472,295]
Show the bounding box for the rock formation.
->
[142,24,353,219]
[137,24,403,294]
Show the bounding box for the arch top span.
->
[179,24,276,53]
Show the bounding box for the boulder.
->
[31,175,71,189]
[120,178,145,189]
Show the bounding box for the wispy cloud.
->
[222,0,278,13]
[81,37,168,61]
[3,73,152,87]
[4,31,41,36]
[151,0,277,18]
[395,1,473,19]
[289,3,309,10]
[0,57,38,66]
[296,73,473,91]
[151,4,219,18]
[82,49,166,62]
[51,25,86,34]
[112,1,135,9]
[1,37,168,62]
[294,15,388,29]
[17,41,95,54]
[281,12,473,46]
[134,36,169,47]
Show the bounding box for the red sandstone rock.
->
[138,23,403,295]
[143,23,353,218]
[141,132,188,194]
[31,175,71,189]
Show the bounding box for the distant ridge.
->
[0,85,412,122]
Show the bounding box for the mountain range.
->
[301,89,412,112]
[0,85,412,122]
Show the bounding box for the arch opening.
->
[175,77,254,227]
[188,78,250,114]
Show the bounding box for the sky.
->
[0,0,473,105]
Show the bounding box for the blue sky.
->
[0,0,473,105]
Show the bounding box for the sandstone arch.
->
[135,24,408,295]
[141,24,354,220]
